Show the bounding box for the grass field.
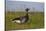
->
[5,11,44,30]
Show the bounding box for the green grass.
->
[5,12,44,30]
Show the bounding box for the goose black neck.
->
[25,8,29,16]
[26,12,28,16]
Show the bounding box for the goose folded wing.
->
[12,17,20,21]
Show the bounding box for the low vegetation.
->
[5,11,44,30]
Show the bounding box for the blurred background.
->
[5,0,44,31]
